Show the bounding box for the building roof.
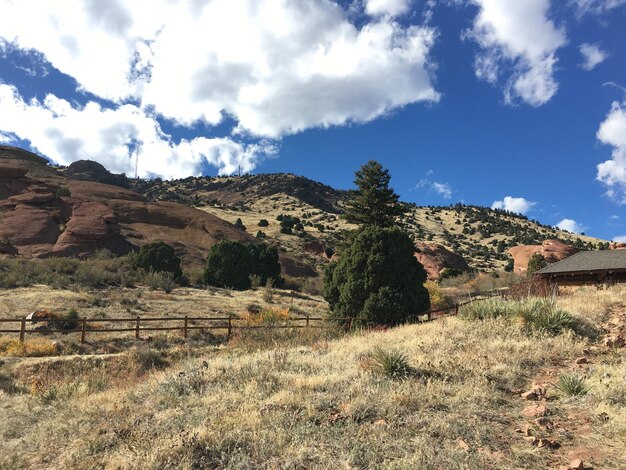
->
[536,249,626,275]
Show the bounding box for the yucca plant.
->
[365,347,414,379]
[554,374,589,397]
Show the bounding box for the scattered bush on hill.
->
[234,218,246,231]
[130,241,183,281]
[258,219,269,227]
[203,241,282,290]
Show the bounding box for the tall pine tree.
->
[343,160,406,227]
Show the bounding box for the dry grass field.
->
[0,285,328,355]
[0,286,624,469]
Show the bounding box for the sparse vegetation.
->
[555,374,590,397]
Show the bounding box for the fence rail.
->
[0,290,502,344]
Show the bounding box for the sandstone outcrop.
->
[0,147,316,276]
[414,243,470,280]
[508,239,578,273]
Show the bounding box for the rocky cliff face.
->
[414,243,470,280]
[0,148,315,277]
[508,239,579,273]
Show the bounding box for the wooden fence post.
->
[183,316,188,339]
[227,315,232,339]
[347,317,353,332]
[19,318,26,343]
[135,316,140,340]
[81,319,87,344]
[306,315,310,328]
[455,304,459,316]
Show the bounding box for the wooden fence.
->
[0,290,503,344]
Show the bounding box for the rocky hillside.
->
[132,172,606,272]
[1,146,607,277]
[0,146,315,278]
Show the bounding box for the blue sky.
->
[0,0,625,241]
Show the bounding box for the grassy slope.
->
[0,287,624,469]
[133,174,606,273]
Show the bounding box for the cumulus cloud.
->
[556,218,585,233]
[579,43,607,70]
[365,0,412,17]
[416,176,453,199]
[491,196,535,214]
[596,101,626,203]
[0,0,439,140]
[466,0,567,106]
[0,84,274,179]
[613,235,626,243]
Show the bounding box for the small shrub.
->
[425,281,455,310]
[363,347,414,380]
[143,271,176,293]
[55,186,71,198]
[0,338,58,357]
[555,374,589,397]
[258,219,269,227]
[55,308,80,331]
[262,283,275,303]
[234,218,246,231]
[128,347,168,372]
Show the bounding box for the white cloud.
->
[610,214,620,219]
[365,0,412,17]
[574,0,626,14]
[579,43,607,70]
[596,101,626,203]
[613,235,626,243]
[466,0,567,106]
[0,0,439,140]
[491,196,535,214]
[416,177,453,199]
[0,84,274,179]
[556,218,585,233]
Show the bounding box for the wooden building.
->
[535,249,626,286]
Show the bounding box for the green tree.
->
[203,241,282,290]
[527,253,547,276]
[323,226,429,326]
[203,241,254,290]
[234,218,246,231]
[247,243,282,287]
[131,241,182,280]
[343,160,406,227]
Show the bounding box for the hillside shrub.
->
[54,308,80,331]
[203,241,282,290]
[361,348,414,380]
[143,271,176,293]
[258,219,269,227]
[323,226,430,326]
[461,298,594,337]
[527,253,547,276]
[555,374,589,397]
[234,218,246,231]
[130,242,183,280]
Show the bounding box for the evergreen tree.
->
[527,253,547,276]
[343,160,406,227]
[323,226,429,326]
[130,241,183,280]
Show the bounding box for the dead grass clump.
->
[359,347,414,380]
[0,338,59,357]
[128,347,168,372]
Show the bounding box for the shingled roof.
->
[536,249,626,275]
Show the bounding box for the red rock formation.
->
[414,243,470,280]
[508,239,578,273]
[0,147,317,277]
[610,242,626,250]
